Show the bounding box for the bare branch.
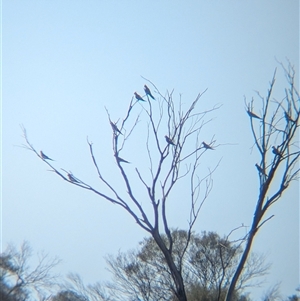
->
[22,81,221,301]
[226,62,300,301]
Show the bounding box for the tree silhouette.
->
[21,62,299,301]
[21,84,221,301]
[226,62,300,301]
[0,241,60,301]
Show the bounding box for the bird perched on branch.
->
[68,173,80,183]
[134,92,145,102]
[284,111,294,123]
[246,109,261,119]
[116,155,130,164]
[110,121,123,135]
[202,142,214,150]
[272,146,283,157]
[144,85,155,99]
[40,151,54,161]
[165,135,175,146]
[255,163,267,176]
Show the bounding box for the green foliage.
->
[185,282,251,301]
[2,239,296,301]
[50,290,88,301]
[103,230,269,301]
[286,296,300,301]
[0,241,60,301]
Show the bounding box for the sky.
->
[2,1,299,300]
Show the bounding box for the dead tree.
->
[21,84,221,301]
[225,63,300,301]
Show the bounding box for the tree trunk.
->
[152,230,187,301]
[225,209,262,301]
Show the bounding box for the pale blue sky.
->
[2,1,299,299]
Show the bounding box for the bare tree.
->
[0,241,61,301]
[226,62,300,301]
[21,85,221,301]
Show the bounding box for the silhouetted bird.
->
[284,111,294,123]
[202,142,214,150]
[255,163,267,176]
[68,173,80,183]
[272,146,282,157]
[165,135,175,146]
[246,109,261,119]
[117,156,130,164]
[40,151,54,161]
[134,92,145,102]
[110,121,122,135]
[144,85,155,99]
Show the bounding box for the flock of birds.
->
[39,86,294,182]
[117,84,214,151]
[134,84,155,102]
[246,106,295,177]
